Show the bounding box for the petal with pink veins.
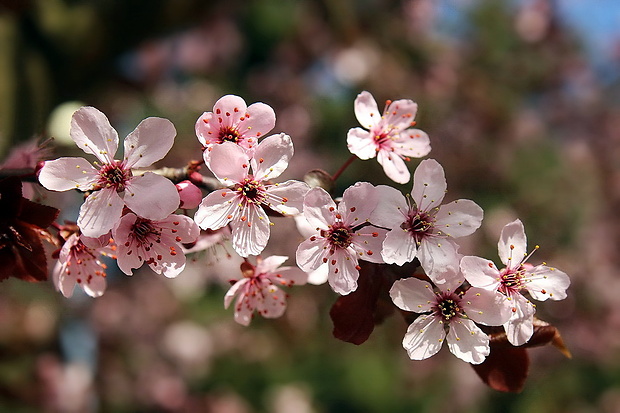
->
[296,237,329,273]
[194,189,239,230]
[302,188,336,231]
[462,287,512,326]
[460,256,502,291]
[377,150,410,184]
[402,315,445,360]
[123,117,176,168]
[327,249,360,295]
[446,319,489,364]
[389,277,436,313]
[411,159,447,211]
[78,187,124,238]
[353,91,380,129]
[38,157,98,191]
[381,228,417,266]
[264,180,309,215]
[251,133,293,180]
[70,106,118,164]
[498,219,528,269]
[525,265,570,301]
[503,294,536,346]
[417,237,460,281]
[124,172,180,219]
[346,127,377,160]
[435,199,484,238]
[369,185,409,228]
[230,203,270,257]
[339,182,378,226]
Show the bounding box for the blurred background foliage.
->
[1,0,620,412]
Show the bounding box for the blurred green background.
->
[1,0,619,412]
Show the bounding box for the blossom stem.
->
[331,155,358,183]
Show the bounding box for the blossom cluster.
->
[27,91,570,372]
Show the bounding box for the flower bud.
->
[176,180,202,209]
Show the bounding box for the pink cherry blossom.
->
[194,134,309,257]
[225,255,307,326]
[38,107,180,238]
[390,274,512,364]
[295,182,387,295]
[113,212,200,278]
[195,94,276,153]
[176,180,203,209]
[53,233,116,298]
[460,219,571,346]
[347,91,431,184]
[370,159,483,284]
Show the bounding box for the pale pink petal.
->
[113,214,142,275]
[230,203,270,257]
[339,181,378,226]
[233,294,254,326]
[369,185,409,228]
[525,265,570,301]
[70,106,118,164]
[78,187,124,237]
[383,98,418,132]
[446,319,490,364]
[82,274,107,298]
[80,233,112,249]
[256,283,287,319]
[417,237,460,281]
[124,172,180,219]
[460,256,502,291]
[402,315,445,360]
[204,141,250,184]
[389,277,436,313]
[306,263,328,285]
[251,133,293,180]
[346,127,377,160]
[327,249,360,295]
[296,237,329,273]
[123,117,176,168]
[237,102,276,140]
[394,129,431,157]
[256,255,289,273]
[158,214,200,243]
[377,150,410,184]
[302,187,336,231]
[462,288,512,326]
[498,219,528,269]
[435,199,484,238]
[194,189,239,230]
[381,229,417,266]
[504,294,536,346]
[350,226,387,263]
[195,111,217,146]
[270,267,308,286]
[150,243,187,278]
[38,157,98,191]
[264,180,309,216]
[353,91,380,129]
[411,159,447,211]
[224,279,248,309]
[213,95,248,128]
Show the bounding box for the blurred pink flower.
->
[53,233,116,298]
[194,134,309,257]
[347,91,431,184]
[460,219,571,346]
[225,255,307,326]
[371,159,483,283]
[38,107,180,237]
[195,94,276,154]
[390,274,511,364]
[113,212,199,278]
[296,182,387,295]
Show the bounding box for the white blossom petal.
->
[446,318,490,364]
[296,237,329,273]
[369,185,409,228]
[498,219,528,269]
[230,203,270,257]
[394,129,431,157]
[124,172,180,219]
[302,187,336,231]
[123,117,176,168]
[462,288,512,326]
[38,157,98,191]
[346,127,377,160]
[460,256,502,291]
[78,187,124,237]
[504,293,536,346]
[377,150,410,184]
[251,133,293,180]
[264,180,309,216]
[194,189,238,230]
[326,249,360,295]
[353,91,380,129]
[389,277,436,313]
[435,199,484,238]
[339,181,378,226]
[381,228,417,266]
[411,159,447,211]
[525,265,570,301]
[70,106,118,164]
[402,315,445,360]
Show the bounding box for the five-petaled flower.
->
[113,212,200,278]
[390,272,512,364]
[347,91,431,184]
[296,182,387,295]
[460,219,570,346]
[371,159,483,284]
[38,106,180,238]
[194,134,309,257]
[195,94,276,155]
[53,233,116,298]
[225,255,307,326]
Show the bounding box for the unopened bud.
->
[303,169,334,192]
[176,180,202,209]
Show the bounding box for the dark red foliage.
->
[0,177,58,282]
[329,261,395,345]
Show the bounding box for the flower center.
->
[325,224,353,249]
[499,266,525,293]
[98,162,130,191]
[131,218,160,242]
[401,210,434,242]
[237,178,265,204]
[435,294,462,321]
[219,126,241,143]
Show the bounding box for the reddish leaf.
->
[472,346,529,393]
[330,262,385,345]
